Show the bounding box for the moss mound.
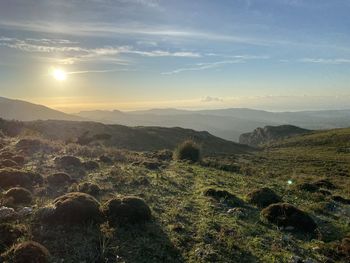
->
[313,179,336,189]
[174,140,201,162]
[102,196,152,225]
[339,237,350,259]
[203,188,244,207]
[0,224,26,252]
[83,160,100,170]
[246,187,282,208]
[141,160,162,170]
[261,203,317,234]
[40,192,101,225]
[99,155,113,164]
[297,182,319,192]
[11,156,25,166]
[47,173,72,187]
[0,159,19,168]
[3,187,32,205]
[55,156,82,168]
[2,241,50,263]
[0,168,43,189]
[77,182,101,196]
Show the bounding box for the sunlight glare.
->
[51,68,67,81]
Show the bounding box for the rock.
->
[102,196,152,225]
[77,182,101,196]
[0,168,43,189]
[40,192,101,225]
[3,187,32,205]
[54,156,82,168]
[246,187,282,208]
[47,172,72,187]
[99,155,113,164]
[203,188,244,207]
[83,160,100,170]
[0,206,17,220]
[261,203,317,234]
[0,224,26,252]
[2,241,50,263]
[239,125,311,147]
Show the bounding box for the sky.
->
[0,0,349,112]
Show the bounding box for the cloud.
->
[300,58,350,64]
[162,55,269,75]
[0,36,201,65]
[201,96,223,103]
[162,59,244,75]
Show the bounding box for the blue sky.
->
[0,0,349,112]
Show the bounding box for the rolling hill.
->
[0,118,252,155]
[0,97,83,122]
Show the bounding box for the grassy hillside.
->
[0,119,252,155]
[0,127,349,262]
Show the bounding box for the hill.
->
[0,97,83,122]
[77,108,350,141]
[239,125,311,146]
[0,122,349,262]
[0,119,252,155]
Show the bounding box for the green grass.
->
[0,129,349,262]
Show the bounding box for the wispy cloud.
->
[0,36,201,65]
[300,58,350,64]
[162,60,243,75]
[201,96,223,103]
[162,55,269,75]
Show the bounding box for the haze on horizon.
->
[0,0,349,113]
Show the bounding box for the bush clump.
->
[261,203,317,234]
[173,140,201,162]
[0,168,43,189]
[39,192,102,225]
[102,196,152,225]
[83,160,100,170]
[2,241,50,263]
[77,182,101,196]
[54,156,82,168]
[3,187,32,205]
[246,187,282,208]
[47,173,72,187]
[203,188,244,207]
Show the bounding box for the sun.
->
[51,68,67,81]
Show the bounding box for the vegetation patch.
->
[246,187,282,208]
[2,241,50,263]
[261,203,318,235]
[102,196,152,225]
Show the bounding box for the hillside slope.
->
[0,97,83,122]
[0,119,252,155]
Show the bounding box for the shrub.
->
[261,203,317,234]
[246,187,282,208]
[39,192,102,225]
[102,196,152,225]
[173,140,201,162]
[3,187,32,204]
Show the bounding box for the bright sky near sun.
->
[0,0,349,112]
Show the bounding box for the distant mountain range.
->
[1,96,350,142]
[76,107,350,141]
